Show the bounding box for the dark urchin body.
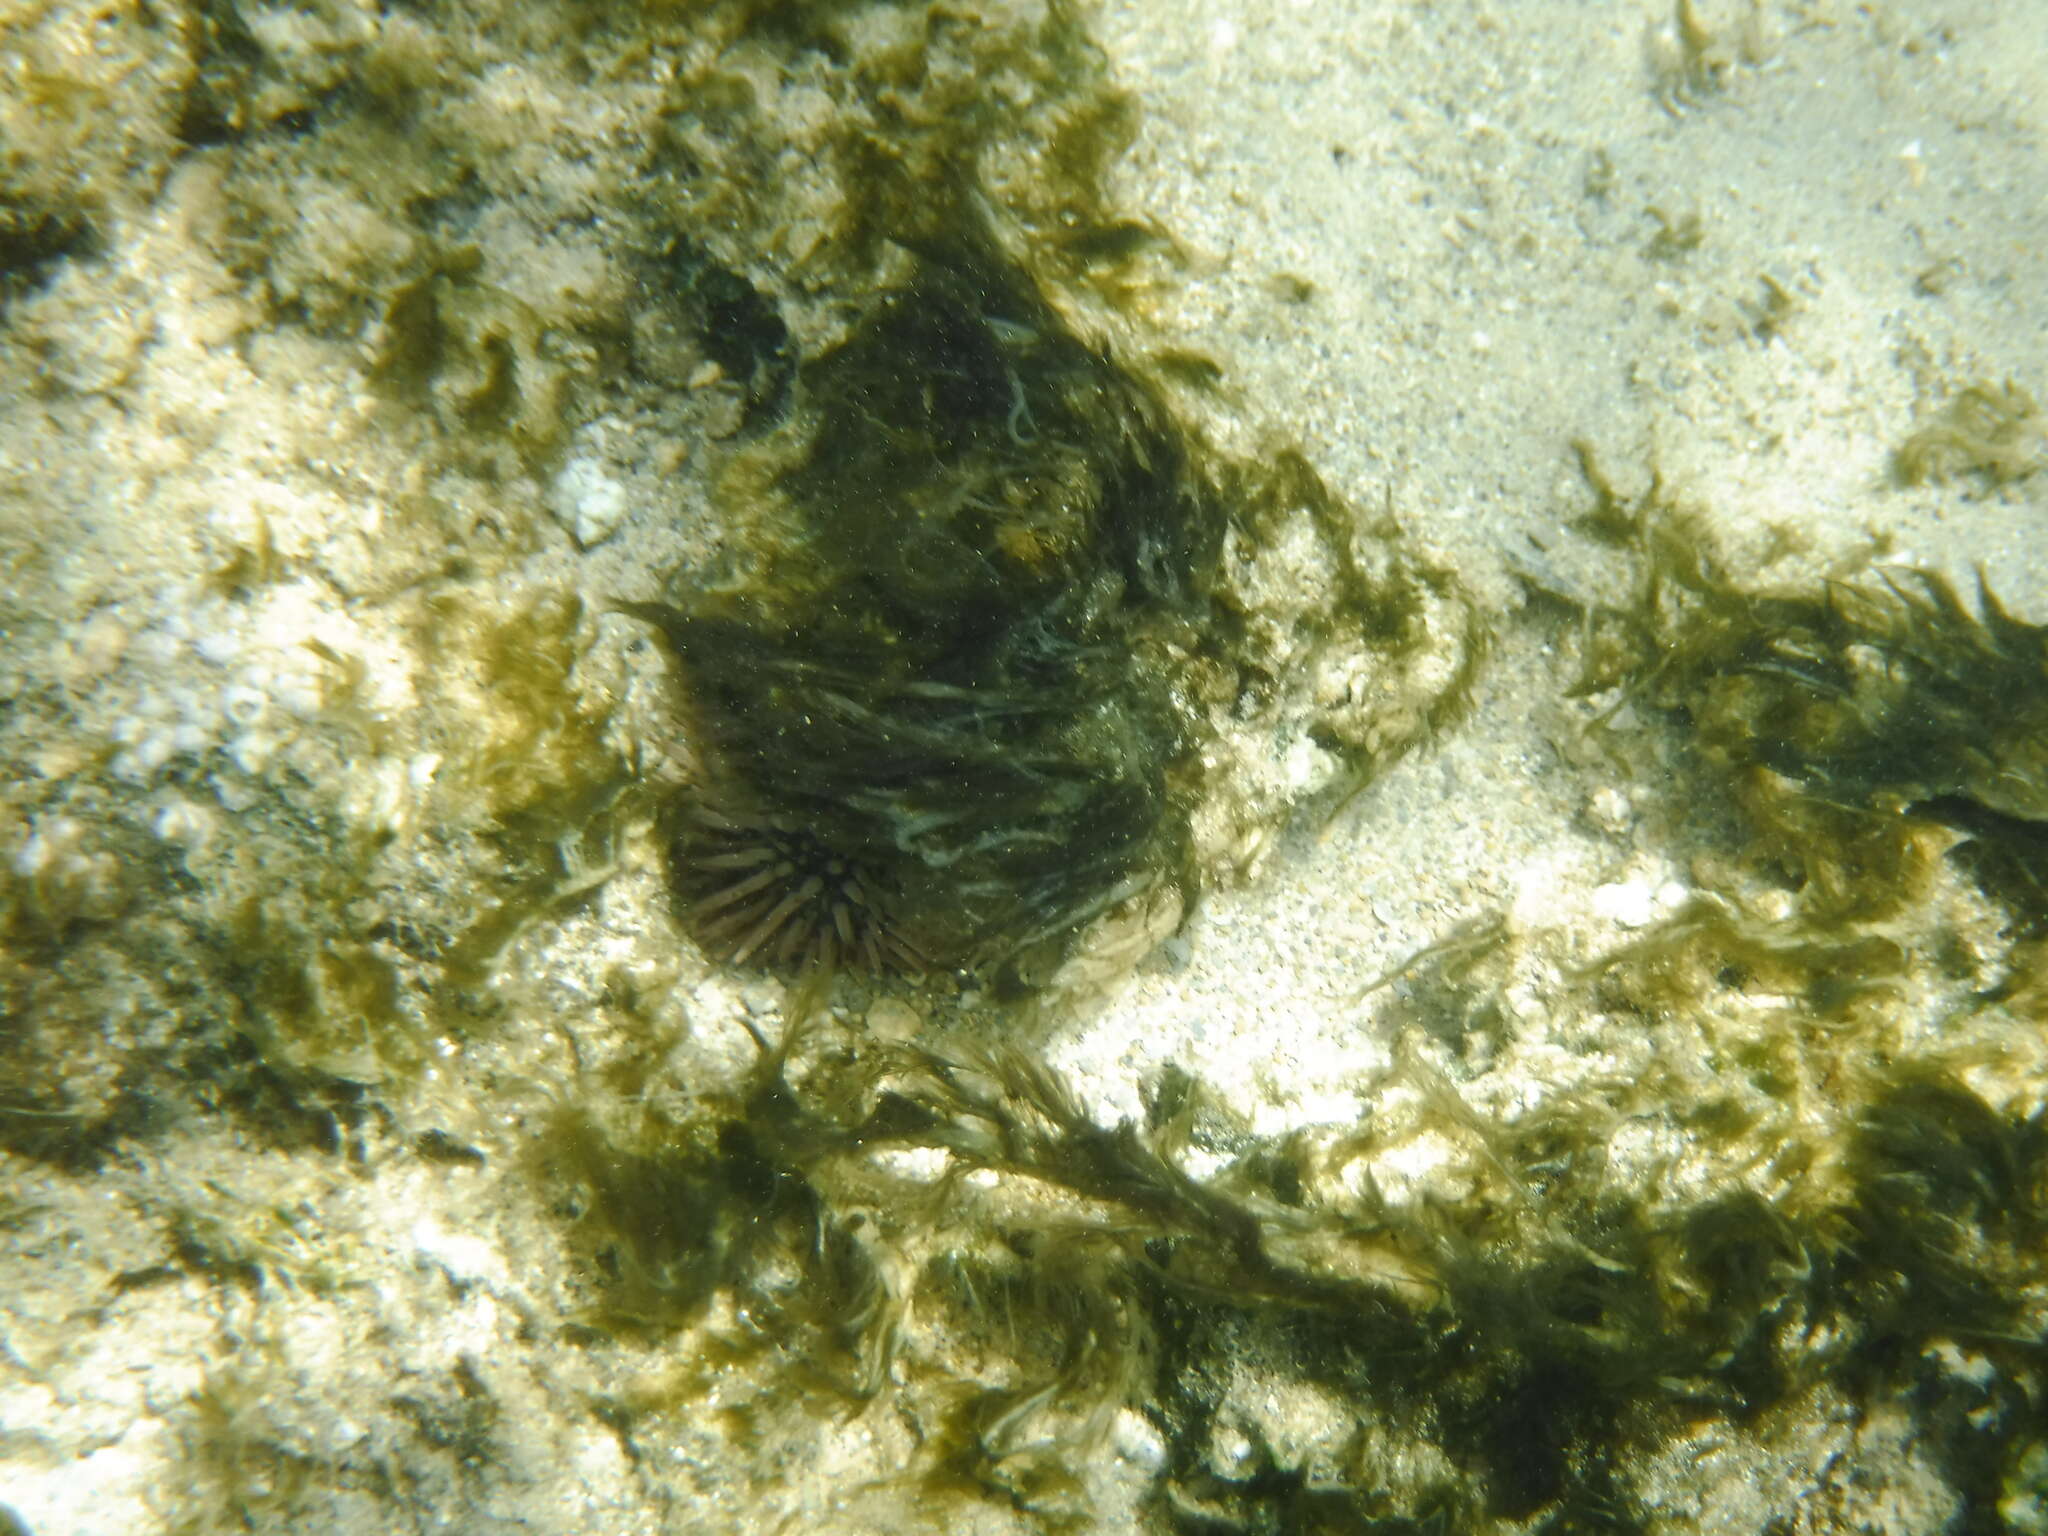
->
[669,794,925,976]
[633,243,1221,982]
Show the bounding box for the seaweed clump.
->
[539,1015,2048,1533]
[624,1,1480,989]
[633,246,1226,982]
[1562,446,2048,929]
[1895,380,2045,489]
[1680,563,2048,923]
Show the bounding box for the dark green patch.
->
[185,1031,376,1161]
[413,1128,486,1166]
[631,238,1227,978]
[658,236,794,430]
[536,1014,2048,1531]
[1557,446,2048,929]
[0,195,97,306]
[390,1358,500,1472]
[618,0,1482,993]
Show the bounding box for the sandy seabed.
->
[2,1,2045,1532]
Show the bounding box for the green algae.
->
[534,1003,2048,1533]
[1559,441,2048,931]
[6,2,2046,1532]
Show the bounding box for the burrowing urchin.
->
[632,233,1476,989]
[668,793,927,976]
[625,239,1227,989]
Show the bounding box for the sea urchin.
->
[670,795,926,977]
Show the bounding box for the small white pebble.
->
[351,757,412,836]
[12,833,52,879]
[1899,139,1926,188]
[1111,1409,1167,1472]
[1584,786,1635,836]
[135,628,185,665]
[1591,879,1658,928]
[866,999,922,1042]
[221,681,269,728]
[229,731,278,774]
[193,630,243,666]
[65,613,130,685]
[153,799,217,849]
[214,777,259,812]
[547,456,629,549]
[868,1146,949,1181]
[134,732,179,774]
[17,818,87,875]
[1213,1427,1257,1473]
[275,675,325,717]
[410,1219,507,1288]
